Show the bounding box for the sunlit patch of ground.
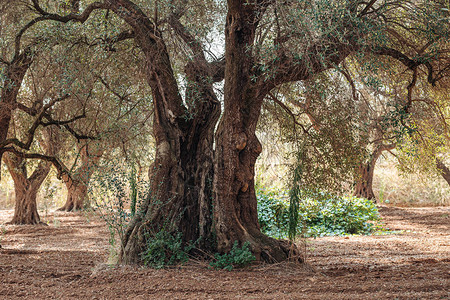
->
[0,206,449,299]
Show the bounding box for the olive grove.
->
[1,0,448,263]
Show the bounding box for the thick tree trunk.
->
[354,144,394,201]
[436,159,450,186]
[59,179,87,211]
[58,144,102,212]
[119,82,220,264]
[10,182,42,225]
[213,5,297,263]
[119,64,220,263]
[107,1,221,264]
[103,0,355,265]
[4,154,51,225]
[354,161,377,200]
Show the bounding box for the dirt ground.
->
[0,206,448,299]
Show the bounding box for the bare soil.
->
[0,206,449,299]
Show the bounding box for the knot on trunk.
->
[235,168,252,193]
[235,132,247,151]
[251,139,262,155]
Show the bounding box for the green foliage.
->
[90,158,149,263]
[209,241,256,271]
[257,186,381,239]
[297,193,380,237]
[264,72,367,195]
[257,187,290,239]
[141,230,192,269]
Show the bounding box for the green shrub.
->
[257,187,290,238]
[141,230,192,269]
[209,241,256,271]
[257,187,381,238]
[298,193,380,237]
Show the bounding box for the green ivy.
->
[257,187,290,239]
[141,230,193,269]
[257,187,381,239]
[209,241,256,271]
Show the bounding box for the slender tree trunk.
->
[436,159,450,186]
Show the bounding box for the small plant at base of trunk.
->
[141,230,193,269]
[209,241,256,271]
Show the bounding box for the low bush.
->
[257,187,381,238]
[298,193,380,237]
[209,241,256,271]
[257,188,290,238]
[141,230,193,269]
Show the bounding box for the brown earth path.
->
[0,206,449,299]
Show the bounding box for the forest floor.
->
[0,206,449,299]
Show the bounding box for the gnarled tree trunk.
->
[102,0,354,264]
[60,179,88,211]
[4,126,58,224]
[59,144,103,212]
[213,5,295,262]
[354,160,377,200]
[354,144,395,201]
[0,50,33,178]
[105,1,221,264]
[4,154,51,224]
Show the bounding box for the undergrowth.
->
[141,230,193,269]
[257,187,381,239]
[90,160,149,264]
[209,241,256,271]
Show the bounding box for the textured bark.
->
[103,0,220,264]
[436,159,450,186]
[213,4,297,262]
[354,160,377,201]
[100,0,357,264]
[59,179,87,211]
[354,144,395,201]
[4,154,51,224]
[9,181,42,225]
[4,126,58,224]
[0,50,33,177]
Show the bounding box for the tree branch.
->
[15,1,107,57]
[262,35,358,94]
[358,0,379,17]
[1,147,69,180]
[168,15,225,83]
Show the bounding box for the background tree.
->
[396,80,450,186]
[4,126,58,224]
